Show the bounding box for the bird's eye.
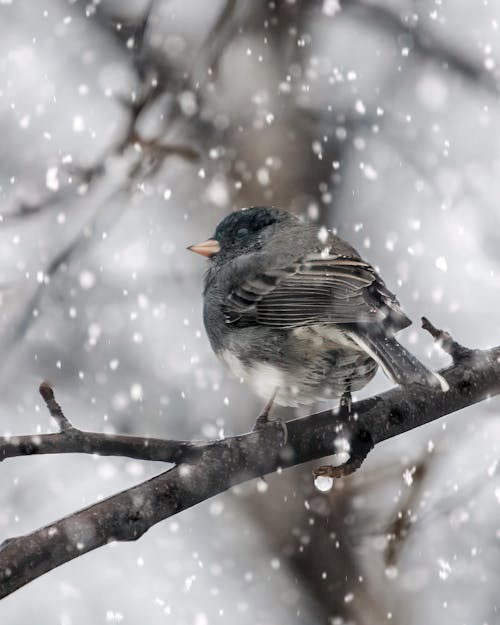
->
[235,227,249,238]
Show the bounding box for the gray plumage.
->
[198,207,447,407]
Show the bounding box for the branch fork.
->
[38,381,75,433]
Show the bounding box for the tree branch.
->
[38,381,73,432]
[0,430,198,464]
[1,321,499,599]
[0,382,200,464]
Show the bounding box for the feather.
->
[225,251,410,330]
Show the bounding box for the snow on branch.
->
[0,319,499,599]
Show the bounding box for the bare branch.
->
[0,383,198,464]
[199,0,238,77]
[0,323,499,599]
[421,316,471,361]
[0,430,197,465]
[38,381,74,433]
[384,462,428,566]
[346,1,500,94]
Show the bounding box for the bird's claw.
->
[313,463,351,479]
[252,415,288,446]
[313,429,373,480]
[252,412,270,431]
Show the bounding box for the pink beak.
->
[187,239,221,258]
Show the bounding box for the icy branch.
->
[0,321,499,599]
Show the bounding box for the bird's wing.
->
[224,253,411,330]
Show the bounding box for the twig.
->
[346,1,500,95]
[199,0,238,77]
[421,316,471,360]
[384,462,428,566]
[38,382,73,432]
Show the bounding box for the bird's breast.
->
[218,348,248,380]
[218,348,289,403]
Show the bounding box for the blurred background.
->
[1,1,500,623]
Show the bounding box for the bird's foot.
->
[252,390,288,445]
[252,415,288,446]
[313,429,373,480]
[253,412,271,431]
[252,389,277,430]
[338,390,352,420]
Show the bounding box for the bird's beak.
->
[187,239,221,258]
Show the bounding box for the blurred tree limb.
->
[0,319,499,599]
[346,1,500,94]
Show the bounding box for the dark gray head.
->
[188,206,297,263]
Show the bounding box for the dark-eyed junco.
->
[188,207,448,410]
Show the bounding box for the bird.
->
[188,206,448,418]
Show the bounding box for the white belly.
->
[219,349,285,401]
[217,325,376,407]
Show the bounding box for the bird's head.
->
[187,206,295,263]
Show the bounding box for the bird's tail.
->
[348,330,449,392]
